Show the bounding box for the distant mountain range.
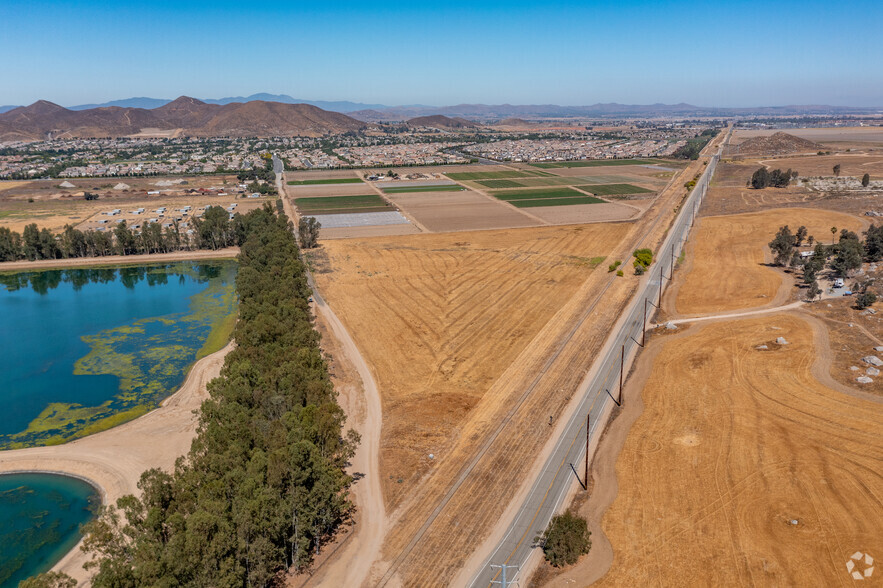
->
[1,94,881,141]
[3,96,880,121]
[61,94,391,113]
[0,97,365,141]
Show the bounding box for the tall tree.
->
[769,225,795,266]
[862,173,871,187]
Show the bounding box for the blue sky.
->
[1,0,881,107]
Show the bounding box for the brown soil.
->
[382,190,542,232]
[675,208,865,315]
[543,314,883,587]
[312,224,631,509]
[525,203,640,224]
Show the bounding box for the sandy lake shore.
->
[0,247,239,272]
[0,342,233,584]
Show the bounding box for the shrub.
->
[633,248,653,269]
[633,260,646,275]
[608,260,622,272]
[616,269,624,277]
[536,512,592,567]
[856,291,877,310]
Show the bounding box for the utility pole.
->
[491,563,518,588]
[670,244,675,278]
[584,413,590,490]
[642,298,648,346]
[658,266,663,307]
[619,344,624,404]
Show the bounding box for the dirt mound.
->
[731,132,822,156]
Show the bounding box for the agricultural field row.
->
[530,158,659,168]
[490,187,605,208]
[382,185,465,194]
[445,170,547,181]
[579,183,653,195]
[293,194,389,215]
[287,178,363,185]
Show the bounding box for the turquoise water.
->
[0,262,238,448]
[0,473,99,587]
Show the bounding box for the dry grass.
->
[588,314,883,586]
[675,208,865,315]
[312,224,630,508]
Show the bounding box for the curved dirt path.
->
[0,342,233,584]
[655,300,805,327]
[301,291,386,587]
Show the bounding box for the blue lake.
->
[0,262,238,448]
[0,473,99,587]
[0,261,238,583]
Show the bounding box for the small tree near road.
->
[807,280,822,302]
[769,225,795,266]
[834,164,841,176]
[863,173,871,187]
[298,217,321,249]
[536,512,592,567]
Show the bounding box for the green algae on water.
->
[0,261,238,449]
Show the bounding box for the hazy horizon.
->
[2,0,882,108]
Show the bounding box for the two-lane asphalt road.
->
[469,135,727,587]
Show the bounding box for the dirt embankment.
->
[0,248,239,271]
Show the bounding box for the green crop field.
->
[577,183,653,195]
[294,194,388,213]
[514,177,580,187]
[530,159,658,169]
[287,178,363,185]
[492,187,588,201]
[446,170,534,180]
[509,196,605,208]
[382,184,465,193]
[476,179,527,189]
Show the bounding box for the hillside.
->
[730,132,822,156]
[406,115,479,129]
[0,97,365,140]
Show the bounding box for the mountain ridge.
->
[0,97,366,140]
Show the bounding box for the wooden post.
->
[584,412,590,490]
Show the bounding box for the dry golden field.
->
[583,315,883,587]
[674,208,865,315]
[311,223,631,508]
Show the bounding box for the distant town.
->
[0,123,716,179]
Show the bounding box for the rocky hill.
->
[0,97,366,140]
[730,132,822,156]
